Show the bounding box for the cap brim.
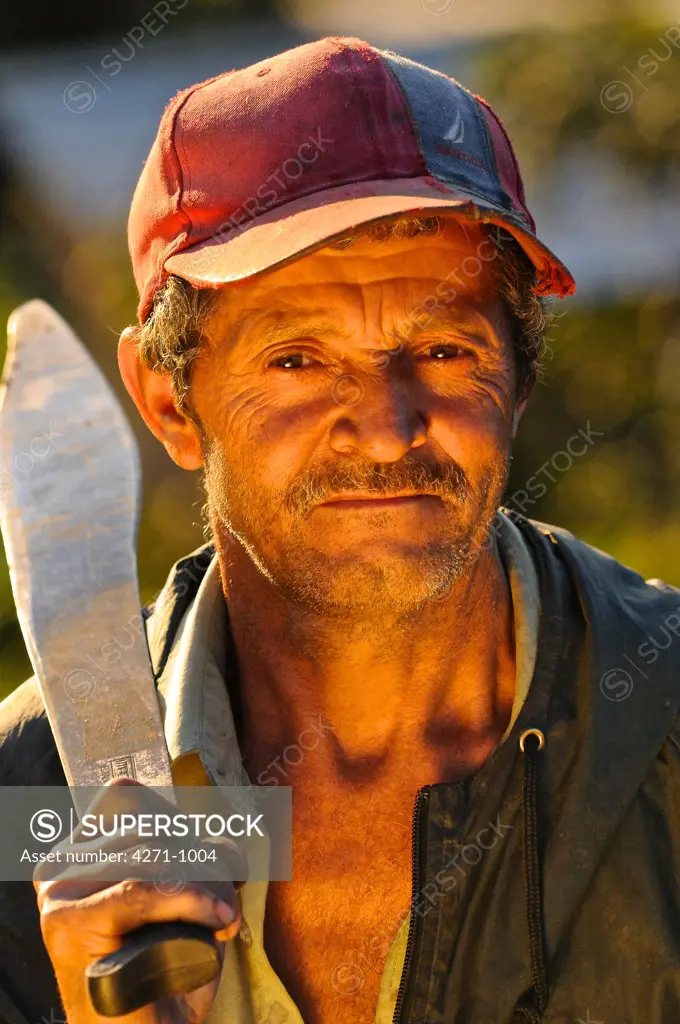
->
[164,176,575,299]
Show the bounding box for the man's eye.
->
[270,353,317,369]
[425,344,468,360]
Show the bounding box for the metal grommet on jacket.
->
[519,727,545,752]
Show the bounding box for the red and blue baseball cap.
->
[129,36,575,323]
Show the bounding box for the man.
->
[1,33,680,1024]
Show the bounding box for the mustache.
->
[285,455,469,517]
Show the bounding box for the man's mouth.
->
[317,491,443,510]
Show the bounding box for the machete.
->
[0,300,220,1015]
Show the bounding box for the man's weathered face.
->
[189,221,518,614]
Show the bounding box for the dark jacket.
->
[2,513,680,1023]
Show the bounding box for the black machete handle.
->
[85,921,220,1016]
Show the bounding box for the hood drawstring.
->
[512,728,548,1023]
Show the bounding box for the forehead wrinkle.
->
[353,277,399,352]
[227,308,355,353]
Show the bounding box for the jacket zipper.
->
[393,785,431,1024]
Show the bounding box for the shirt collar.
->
[155,553,248,787]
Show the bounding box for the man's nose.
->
[328,366,428,462]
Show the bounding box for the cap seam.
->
[476,95,528,207]
[474,93,533,231]
[379,54,431,176]
[331,40,390,180]
[167,89,197,251]
[466,96,513,214]
[169,72,233,250]
[138,87,195,318]
[173,106,194,235]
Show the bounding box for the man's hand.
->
[33,780,243,1024]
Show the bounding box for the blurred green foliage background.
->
[1,2,679,696]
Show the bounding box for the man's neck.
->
[217,541,516,788]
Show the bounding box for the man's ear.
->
[511,398,528,438]
[117,326,204,470]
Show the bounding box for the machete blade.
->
[0,300,173,813]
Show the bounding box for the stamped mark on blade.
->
[106,755,138,781]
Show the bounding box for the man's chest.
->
[263,804,415,1024]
